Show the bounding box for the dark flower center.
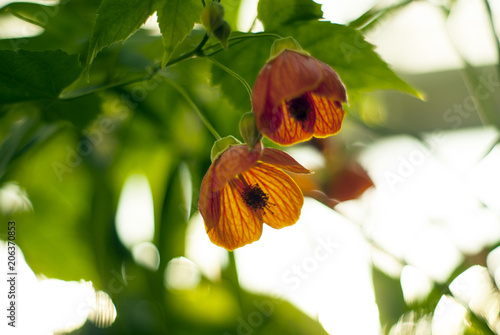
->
[287,94,311,122]
[241,183,274,214]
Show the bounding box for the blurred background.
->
[0,0,499,334]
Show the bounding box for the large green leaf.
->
[278,21,420,97]
[0,49,81,104]
[86,0,156,69]
[157,0,203,67]
[257,0,323,31]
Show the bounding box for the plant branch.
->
[166,79,221,140]
[206,57,253,101]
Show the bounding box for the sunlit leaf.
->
[0,49,81,104]
[257,0,323,31]
[220,0,243,29]
[86,0,155,69]
[278,21,421,97]
[157,0,203,67]
[0,0,100,53]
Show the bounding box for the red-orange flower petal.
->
[199,143,310,250]
[198,162,222,231]
[252,49,347,146]
[211,142,262,191]
[311,94,344,138]
[241,163,303,229]
[260,147,311,174]
[206,179,264,251]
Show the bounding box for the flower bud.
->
[210,135,241,162]
[239,112,262,149]
[213,20,231,50]
[201,2,225,34]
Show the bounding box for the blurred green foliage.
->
[1,0,499,334]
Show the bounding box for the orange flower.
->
[252,49,347,146]
[198,142,310,250]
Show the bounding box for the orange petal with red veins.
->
[198,163,222,231]
[312,59,347,103]
[263,100,315,145]
[266,51,322,106]
[311,94,345,137]
[242,163,303,229]
[211,143,262,191]
[260,148,311,174]
[252,51,322,134]
[206,179,263,251]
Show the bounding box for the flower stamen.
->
[241,183,275,214]
[287,94,311,122]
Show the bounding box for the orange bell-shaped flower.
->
[252,38,347,146]
[198,141,310,250]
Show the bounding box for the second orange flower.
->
[252,39,347,146]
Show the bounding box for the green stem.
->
[203,33,283,56]
[206,57,253,101]
[166,79,221,140]
[61,33,275,100]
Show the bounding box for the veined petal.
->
[312,59,347,103]
[252,62,277,132]
[198,163,222,231]
[242,163,303,229]
[262,100,315,145]
[267,51,322,106]
[311,94,345,137]
[252,50,322,135]
[212,143,262,191]
[206,179,263,251]
[260,148,311,174]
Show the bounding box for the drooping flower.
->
[252,38,347,146]
[198,141,310,251]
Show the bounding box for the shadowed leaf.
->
[0,49,81,104]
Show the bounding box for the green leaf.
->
[0,49,81,104]
[348,0,413,32]
[371,266,406,329]
[0,0,101,54]
[87,0,155,69]
[0,117,35,181]
[157,0,203,67]
[219,0,243,29]
[210,33,275,112]
[278,21,421,97]
[257,0,323,31]
[42,95,102,130]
